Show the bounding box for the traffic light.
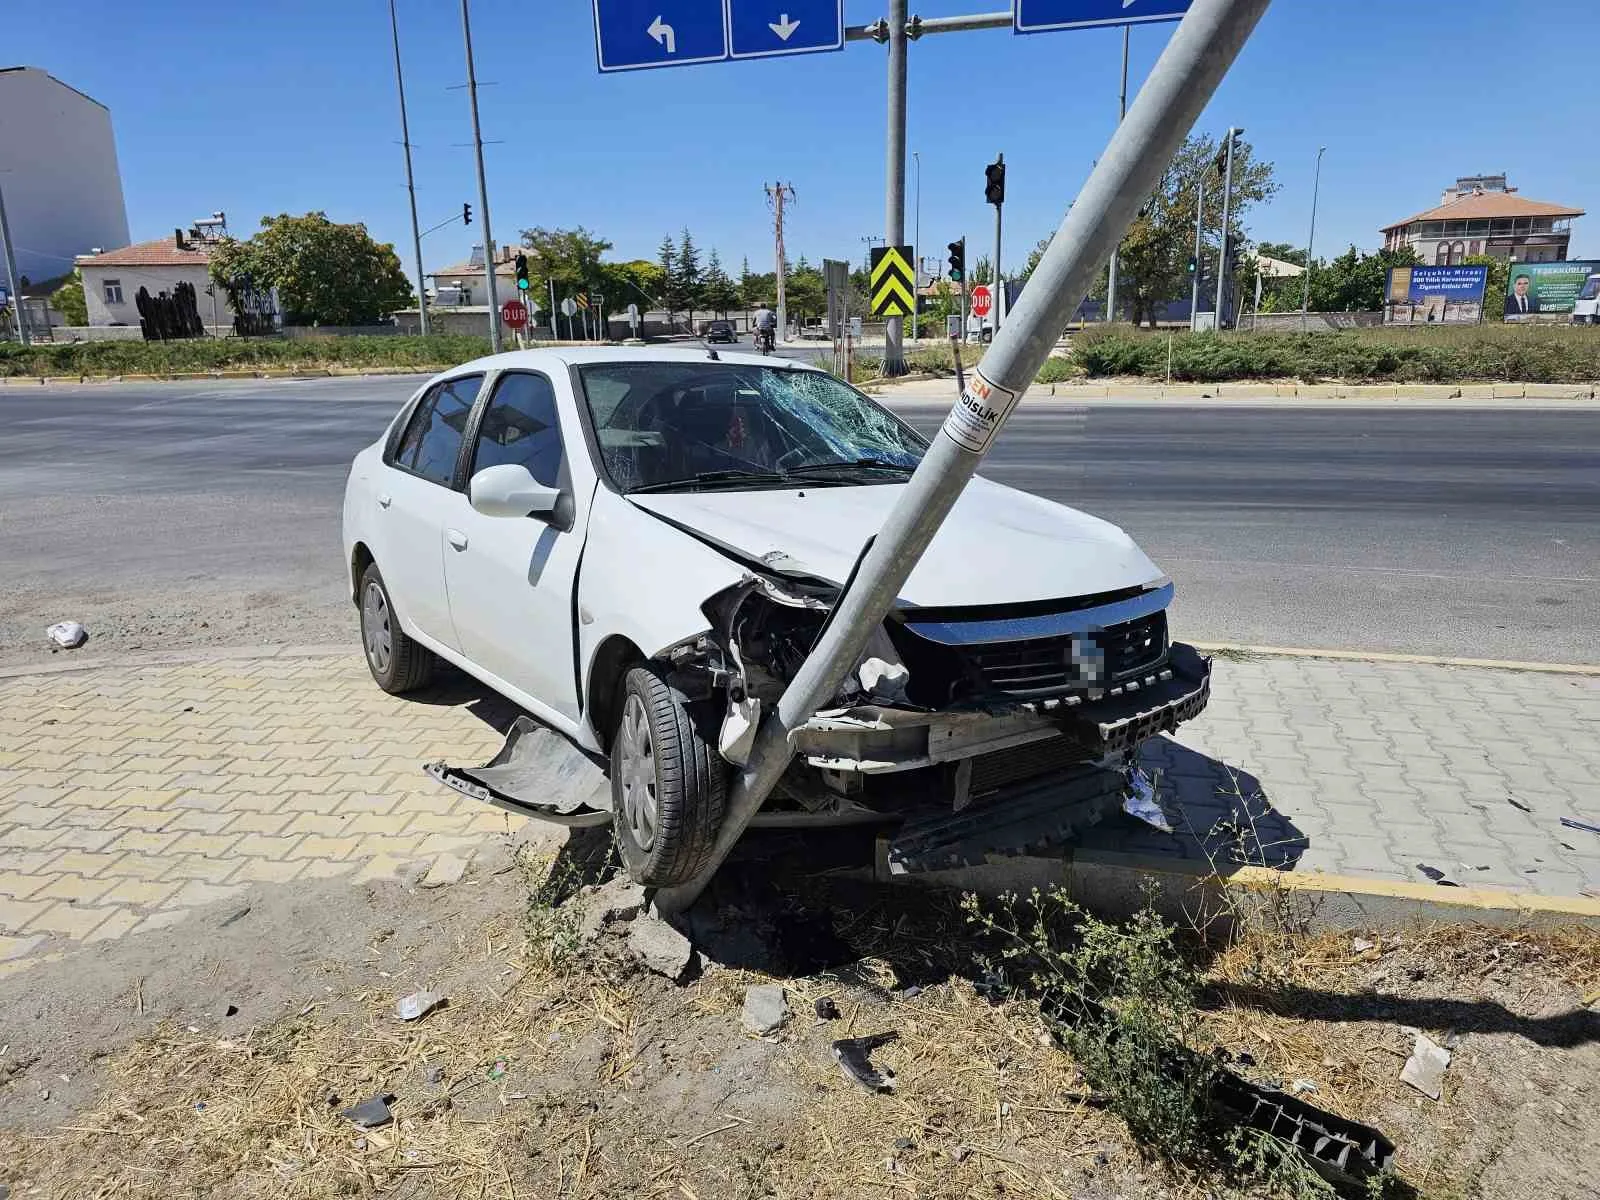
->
[1187,255,1197,276]
[514,252,530,292]
[985,157,1006,207]
[947,239,966,284]
[463,202,472,226]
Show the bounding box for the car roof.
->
[444,345,823,375]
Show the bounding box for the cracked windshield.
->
[2,1,1598,1198]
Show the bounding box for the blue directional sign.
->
[1015,0,1191,35]
[728,0,844,60]
[594,0,727,72]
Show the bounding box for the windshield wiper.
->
[627,469,797,494]
[785,456,917,476]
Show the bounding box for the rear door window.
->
[393,375,483,486]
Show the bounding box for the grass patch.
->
[0,333,492,378]
[1068,323,1600,384]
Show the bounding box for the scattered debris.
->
[893,1136,914,1151]
[1122,768,1171,832]
[340,1093,396,1128]
[1399,1032,1450,1101]
[421,853,469,888]
[814,996,840,1021]
[45,621,88,650]
[1506,795,1533,813]
[897,984,923,1001]
[424,1064,445,1085]
[832,1031,899,1093]
[395,990,447,1022]
[742,985,790,1036]
[858,656,910,704]
[1291,1079,1318,1095]
[223,1004,238,1018]
[487,1059,508,1081]
[626,911,696,981]
[218,906,251,928]
[1559,816,1600,837]
[1415,863,1459,886]
[1351,937,1375,954]
[950,1146,973,1164]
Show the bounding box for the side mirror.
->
[469,464,560,519]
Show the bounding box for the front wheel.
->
[611,665,727,887]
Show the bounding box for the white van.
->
[1571,274,1600,324]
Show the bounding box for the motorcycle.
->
[754,325,775,355]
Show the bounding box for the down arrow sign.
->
[768,13,801,40]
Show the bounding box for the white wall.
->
[80,263,234,328]
[0,68,130,284]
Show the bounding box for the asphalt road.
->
[3,375,1597,666]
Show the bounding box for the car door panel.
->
[443,370,594,723]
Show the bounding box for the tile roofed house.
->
[1382,177,1584,266]
[75,232,231,329]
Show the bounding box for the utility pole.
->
[767,182,795,339]
[881,0,909,375]
[912,149,921,342]
[655,0,1275,914]
[1300,145,1326,331]
[548,277,557,340]
[1106,24,1129,324]
[1189,175,1204,331]
[460,0,500,352]
[389,0,429,336]
[1214,126,1240,330]
[0,178,28,346]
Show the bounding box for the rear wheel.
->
[359,563,435,694]
[612,665,727,886]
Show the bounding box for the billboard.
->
[1384,265,1488,325]
[1502,261,1600,321]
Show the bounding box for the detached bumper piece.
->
[1061,640,1211,758]
[425,716,613,827]
[886,760,1126,874]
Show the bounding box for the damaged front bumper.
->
[792,641,1212,777]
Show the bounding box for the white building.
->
[76,234,232,328]
[0,67,130,284]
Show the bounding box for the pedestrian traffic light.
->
[985,158,1006,207]
[947,239,966,284]
[463,202,472,226]
[514,252,529,291]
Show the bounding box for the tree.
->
[1255,241,1307,267]
[209,212,413,326]
[519,226,611,298]
[1089,133,1277,327]
[676,228,702,323]
[700,250,738,316]
[1302,244,1420,312]
[971,256,994,286]
[785,261,825,321]
[600,258,665,316]
[737,256,756,309]
[1463,253,1511,313]
[657,234,679,324]
[52,269,87,326]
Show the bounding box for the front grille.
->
[965,610,1168,699]
[967,734,1093,797]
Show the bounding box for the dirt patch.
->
[2,847,1597,1199]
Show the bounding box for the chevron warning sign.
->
[870,244,916,318]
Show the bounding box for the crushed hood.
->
[628,477,1163,607]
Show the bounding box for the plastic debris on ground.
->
[340,1093,396,1128]
[45,621,88,650]
[395,990,447,1022]
[814,996,840,1021]
[832,1031,899,1093]
[1121,767,1171,832]
[1559,816,1600,836]
[1399,1032,1450,1101]
[487,1059,508,1081]
[1352,937,1376,954]
[1415,863,1459,887]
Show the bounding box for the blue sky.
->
[11,0,1600,279]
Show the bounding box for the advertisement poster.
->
[1502,261,1600,320]
[1384,265,1488,325]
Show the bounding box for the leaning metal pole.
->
[881,0,909,375]
[461,0,501,352]
[390,0,429,337]
[655,0,1274,914]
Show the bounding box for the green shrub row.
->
[0,334,493,378]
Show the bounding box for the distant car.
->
[1570,274,1600,325]
[705,320,736,343]
[342,348,1209,886]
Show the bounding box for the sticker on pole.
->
[941,369,1018,454]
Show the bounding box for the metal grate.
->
[966,611,1168,699]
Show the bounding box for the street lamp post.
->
[912,150,921,342]
[1300,145,1326,331]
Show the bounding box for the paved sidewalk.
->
[0,651,1596,968]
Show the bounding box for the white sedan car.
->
[343,348,1209,885]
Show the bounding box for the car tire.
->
[611,664,727,887]
[359,562,435,694]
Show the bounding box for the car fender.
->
[576,486,749,733]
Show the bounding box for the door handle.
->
[446,529,469,551]
[377,493,392,509]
